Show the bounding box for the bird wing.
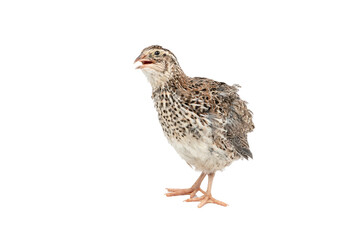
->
[184,77,255,159]
[223,92,254,159]
[168,76,254,159]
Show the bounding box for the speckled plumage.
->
[135,45,254,207]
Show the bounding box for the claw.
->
[165,187,203,197]
[184,194,228,208]
[164,172,229,208]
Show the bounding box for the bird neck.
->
[144,65,188,92]
[169,66,188,87]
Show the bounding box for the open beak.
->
[134,54,155,69]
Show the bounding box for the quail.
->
[134,45,254,207]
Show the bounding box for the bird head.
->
[134,45,181,74]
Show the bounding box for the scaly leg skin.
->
[166,172,206,198]
[184,173,228,208]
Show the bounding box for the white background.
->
[1,0,359,239]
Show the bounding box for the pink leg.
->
[184,173,228,208]
[166,172,206,198]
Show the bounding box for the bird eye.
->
[154,51,160,56]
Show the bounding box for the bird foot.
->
[184,194,228,208]
[165,187,206,198]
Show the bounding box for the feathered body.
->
[136,45,254,174]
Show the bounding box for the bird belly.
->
[168,134,233,174]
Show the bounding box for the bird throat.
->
[142,69,168,89]
[142,65,187,91]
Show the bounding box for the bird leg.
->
[184,173,228,208]
[166,172,206,198]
